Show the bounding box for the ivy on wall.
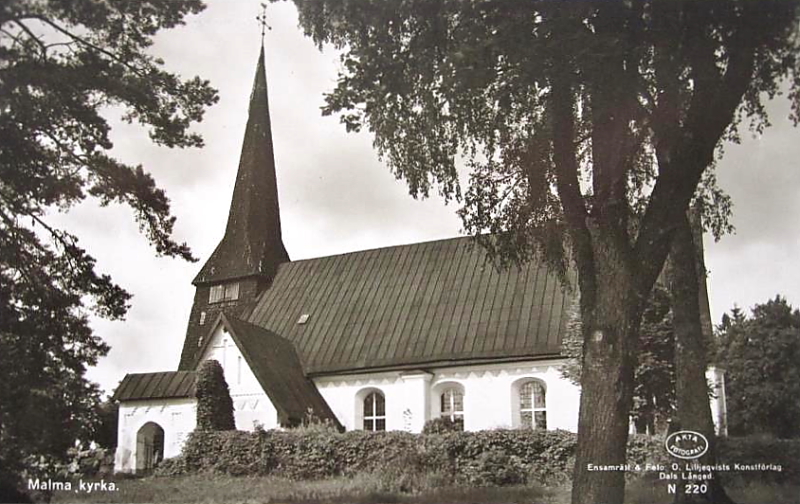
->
[195,360,235,431]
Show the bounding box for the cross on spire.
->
[256,3,271,42]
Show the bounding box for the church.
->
[112,46,727,474]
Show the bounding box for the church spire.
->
[193,46,289,286]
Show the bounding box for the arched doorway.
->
[135,422,165,473]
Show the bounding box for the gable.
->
[197,321,269,398]
[197,314,341,428]
[246,236,573,375]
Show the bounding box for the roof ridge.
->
[285,234,477,265]
[123,370,196,377]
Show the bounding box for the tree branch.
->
[13,19,47,57]
[549,61,595,305]
[0,27,26,49]
[635,11,757,296]
[0,207,50,291]
[0,191,83,276]
[23,15,150,79]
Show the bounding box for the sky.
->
[48,1,800,396]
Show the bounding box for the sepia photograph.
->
[1,1,799,503]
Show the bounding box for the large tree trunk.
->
[668,213,735,504]
[571,232,641,504]
[549,48,648,504]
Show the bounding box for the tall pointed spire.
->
[193,46,289,286]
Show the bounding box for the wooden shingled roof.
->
[113,371,196,401]
[245,236,573,375]
[193,46,288,286]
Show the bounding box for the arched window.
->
[363,391,386,431]
[440,388,464,429]
[519,380,547,430]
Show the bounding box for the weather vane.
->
[256,3,271,42]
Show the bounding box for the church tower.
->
[178,46,289,369]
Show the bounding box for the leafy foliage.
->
[462,448,527,487]
[632,287,676,435]
[168,428,578,486]
[422,417,463,434]
[290,3,800,498]
[290,0,792,270]
[0,0,216,497]
[89,398,119,450]
[717,436,800,485]
[167,428,800,488]
[63,446,114,478]
[195,359,236,432]
[717,296,800,438]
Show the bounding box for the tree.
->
[0,0,216,498]
[195,360,236,431]
[561,286,675,435]
[289,2,800,502]
[89,399,119,451]
[565,215,733,503]
[667,213,732,504]
[717,296,800,438]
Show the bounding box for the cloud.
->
[705,96,800,320]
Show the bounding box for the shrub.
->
[195,360,235,431]
[64,446,114,478]
[371,449,450,493]
[626,434,668,467]
[153,456,187,477]
[718,436,800,486]
[422,417,463,434]
[90,400,119,450]
[462,448,527,486]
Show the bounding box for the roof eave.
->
[306,352,566,378]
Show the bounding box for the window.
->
[363,391,386,431]
[209,282,240,304]
[519,381,547,430]
[209,285,224,303]
[199,311,207,325]
[440,388,464,429]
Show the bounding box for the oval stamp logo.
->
[665,430,709,460]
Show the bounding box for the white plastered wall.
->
[115,322,280,473]
[115,397,197,473]
[313,358,581,433]
[199,322,280,430]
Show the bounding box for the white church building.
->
[113,46,727,474]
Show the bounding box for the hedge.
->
[717,437,800,485]
[157,428,578,486]
[155,429,800,488]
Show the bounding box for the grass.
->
[624,477,800,504]
[48,473,567,504]
[725,482,800,504]
[46,474,800,504]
